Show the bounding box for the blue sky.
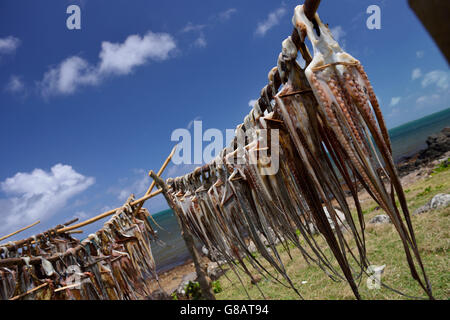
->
[0,0,448,240]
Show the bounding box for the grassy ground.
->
[215,164,450,300]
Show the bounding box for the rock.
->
[176,272,197,296]
[414,193,450,215]
[397,128,450,176]
[204,245,227,263]
[420,128,450,160]
[369,214,391,224]
[146,289,171,300]
[247,240,257,253]
[414,204,430,215]
[430,193,450,208]
[207,262,226,280]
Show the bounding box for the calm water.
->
[147,209,190,272]
[150,108,450,272]
[389,108,450,161]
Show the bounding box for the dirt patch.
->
[148,256,211,295]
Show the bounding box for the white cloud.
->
[421,70,449,90]
[4,75,25,93]
[248,99,258,107]
[109,169,151,202]
[416,93,441,106]
[219,8,237,21]
[416,51,424,58]
[182,23,206,33]
[194,33,207,48]
[387,107,400,119]
[330,26,346,42]
[166,163,198,178]
[376,95,382,104]
[255,6,286,37]
[0,36,21,55]
[0,164,94,234]
[182,23,208,49]
[40,56,99,96]
[73,210,88,220]
[98,32,176,75]
[39,31,176,97]
[330,25,346,48]
[117,175,149,201]
[389,96,401,106]
[411,68,422,80]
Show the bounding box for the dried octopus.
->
[166,4,434,300]
[0,197,161,300]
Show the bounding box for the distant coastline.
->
[389,108,450,162]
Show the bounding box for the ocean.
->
[149,108,450,272]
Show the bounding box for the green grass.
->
[431,161,449,176]
[215,166,450,300]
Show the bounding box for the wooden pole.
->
[0,220,40,242]
[304,0,321,21]
[149,170,216,300]
[56,188,163,233]
[66,230,83,234]
[135,144,178,229]
[54,283,80,292]
[9,282,49,300]
[0,218,79,254]
[57,146,176,234]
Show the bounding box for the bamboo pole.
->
[54,283,80,292]
[0,218,79,254]
[57,146,176,234]
[57,188,163,233]
[9,282,49,300]
[0,221,40,242]
[66,230,83,234]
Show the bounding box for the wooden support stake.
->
[149,170,216,300]
[136,144,178,229]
